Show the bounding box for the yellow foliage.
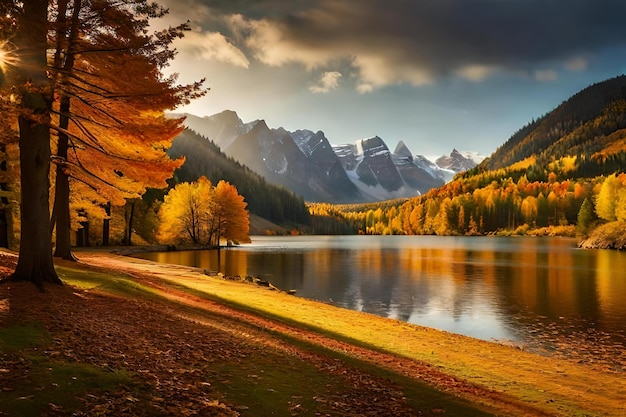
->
[158,177,250,245]
[508,156,536,172]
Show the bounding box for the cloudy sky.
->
[158,0,626,158]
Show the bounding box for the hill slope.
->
[483,75,626,171]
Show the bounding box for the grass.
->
[0,322,50,352]
[56,261,492,416]
[1,359,133,417]
[128,261,625,417]
[192,306,492,417]
[0,324,135,417]
[56,264,161,299]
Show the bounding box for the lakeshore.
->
[1,249,624,416]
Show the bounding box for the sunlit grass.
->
[144,266,625,416]
[56,264,162,300]
[58,254,626,416]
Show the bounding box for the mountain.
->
[436,149,484,173]
[175,111,480,203]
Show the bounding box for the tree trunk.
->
[124,200,136,246]
[53,94,76,260]
[102,202,111,246]
[52,0,81,261]
[10,0,62,289]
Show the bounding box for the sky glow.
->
[157,0,626,158]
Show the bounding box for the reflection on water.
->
[135,236,626,364]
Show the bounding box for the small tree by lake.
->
[158,177,250,246]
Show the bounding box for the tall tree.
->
[48,0,204,258]
[10,0,62,288]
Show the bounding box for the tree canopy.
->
[47,0,205,259]
[158,177,250,246]
[0,0,206,287]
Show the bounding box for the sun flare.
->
[0,40,18,73]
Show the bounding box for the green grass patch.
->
[0,322,136,417]
[0,357,134,417]
[209,351,341,416]
[56,265,161,300]
[0,323,50,352]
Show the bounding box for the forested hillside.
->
[309,75,626,242]
[483,75,626,172]
[168,129,311,227]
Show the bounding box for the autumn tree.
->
[595,174,619,222]
[158,177,250,246]
[212,180,250,245]
[48,0,205,259]
[159,177,214,244]
[8,0,62,288]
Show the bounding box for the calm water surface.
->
[135,236,626,359]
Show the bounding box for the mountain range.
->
[174,111,483,203]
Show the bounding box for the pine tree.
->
[577,197,597,236]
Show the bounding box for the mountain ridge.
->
[173,111,483,203]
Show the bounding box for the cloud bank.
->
[162,0,626,92]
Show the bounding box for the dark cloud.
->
[163,0,626,87]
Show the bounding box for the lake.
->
[134,235,626,367]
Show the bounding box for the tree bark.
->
[124,200,136,246]
[102,202,111,246]
[10,0,61,290]
[53,93,76,260]
[53,0,81,261]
